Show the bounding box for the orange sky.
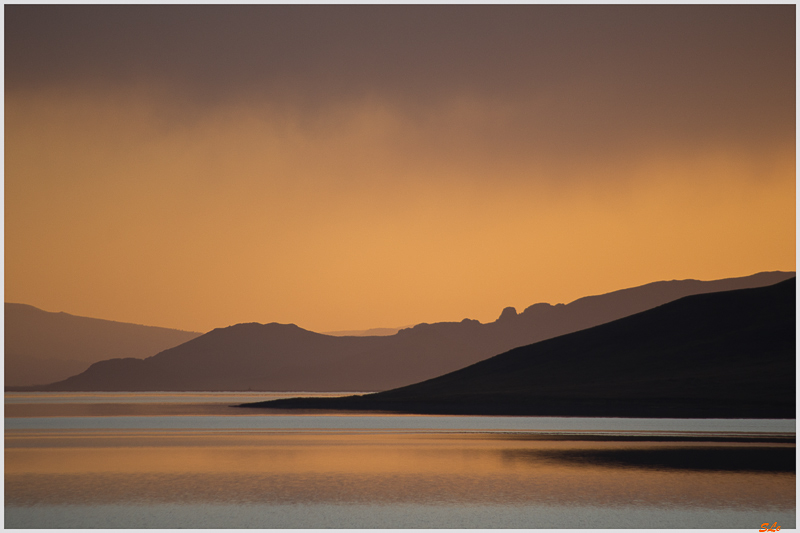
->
[4,6,795,333]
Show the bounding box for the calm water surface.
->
[5,392,796,529]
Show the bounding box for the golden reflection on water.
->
[6,430,795,509]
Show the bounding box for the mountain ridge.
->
[12,271,794,392]
[5,303,203,387]
[241,277,796,419]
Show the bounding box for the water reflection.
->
[6,430,795,512]
[5,393,796,529]
[505,445,796,473]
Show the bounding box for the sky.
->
[5,5,796,334]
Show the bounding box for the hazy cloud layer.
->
[7,6,793,146]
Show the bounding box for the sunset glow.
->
[5,5,795,333]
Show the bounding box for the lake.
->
[5,392,796,529]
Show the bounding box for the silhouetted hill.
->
[244,278,795,419]
[5,303,202,387]
[25,271,795,392]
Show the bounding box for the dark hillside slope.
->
[245,278,796,418]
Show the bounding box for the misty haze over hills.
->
[13,270,793,392]
[4,304,201,387]
[246,278,795,419]
[324,327,407,337]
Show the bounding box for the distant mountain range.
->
[12,270,794,392]
[4,304,202,387]
[324,326,406,337]
[242,277,796,419]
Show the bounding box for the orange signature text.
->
[760,523,780,532]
